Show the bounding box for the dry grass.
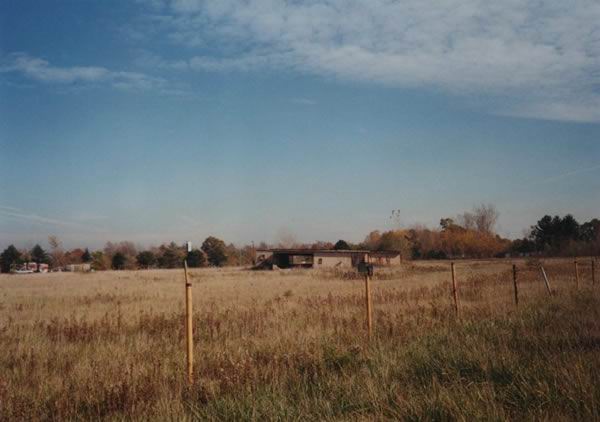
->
[1,258,599,420]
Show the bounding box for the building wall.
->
[255,250,401,269]
[65,263,91,272]
[314,253,353,268]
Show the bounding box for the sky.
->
[1,0,599,250]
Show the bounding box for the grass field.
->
[1,259,599,421]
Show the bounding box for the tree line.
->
[0,236,238,273]
[1,208,598,273]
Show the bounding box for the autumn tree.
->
[48,235,66,269]
[377,230,412,258]
[361,231,382,250]
[91,251,108,271]
[202,236,228,267]
[104,241,138,270]
[275,228,298,248]
[65,248,84,264]
[156,242,185,268]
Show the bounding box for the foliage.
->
[202,236,228,267]
[111,252,126,270]
[91,251,108,271]
[519,214,600,256]
[105,242,138,270]
[456,203,499,233]
[0,245,22,273]
[64,248,85,265]
[136,251,157,269]
[377,230,412,256]
[333,239,351,250]
[81,248,92,263]
[30,244,49,266]
[156,242,185,269]
[48,235,66,269]
[186,249,206,268]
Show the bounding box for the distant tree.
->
[377,230,411,256]
[157,242,184,268]
[91,251,108,271]
[580,218,600,242]
[111,252,127,270]
[510,238,536,255]
[309,241,334,250]
[65,248,84,264]
[561,215,580,238]
[440,218,464,232]
[333,239,351,250]
[361,230,382,250]
[439,218,455,231]
[104,241,138,270]
[530,214,580,253]
[48,235,61,250]
[136,251,156,269]
[186,249,207,268]
[1,245,22,273]
[275,228,298,248]
[202,236,228,267]
[81,248,92,263]
[30,244,48,270]
[473,204,499,233]
[48,235,66,269]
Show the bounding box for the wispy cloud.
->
[1,53,187,95]
[291,97,316,106]
[0,205,104,232]
[134,0,600,122]
[527,163,600,186]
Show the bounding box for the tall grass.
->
[0,259,598,420]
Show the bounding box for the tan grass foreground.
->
[1,259,599,420]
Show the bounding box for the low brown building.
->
[254,249,401,269]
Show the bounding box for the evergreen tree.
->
[30,244,48,271]
[81,248,92,263]
[333,239,351,250]
[111,252,127,270]
[186,249,207,268]
[136,251,156,269]
[1,245,22,273]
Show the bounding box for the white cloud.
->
[1,53,186,94]
[136,0,600,122]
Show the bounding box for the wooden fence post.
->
[512,264,518,307]
[451,262,459,316]
[364,272,373,340]
[574,259,580,289]
[184,260,193,384]
[539,266,552,296]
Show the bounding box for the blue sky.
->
[1,0,599,250]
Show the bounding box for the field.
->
[1,259,599,421]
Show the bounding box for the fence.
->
[180,256,597,384]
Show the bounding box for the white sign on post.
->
[186,241,192,253]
